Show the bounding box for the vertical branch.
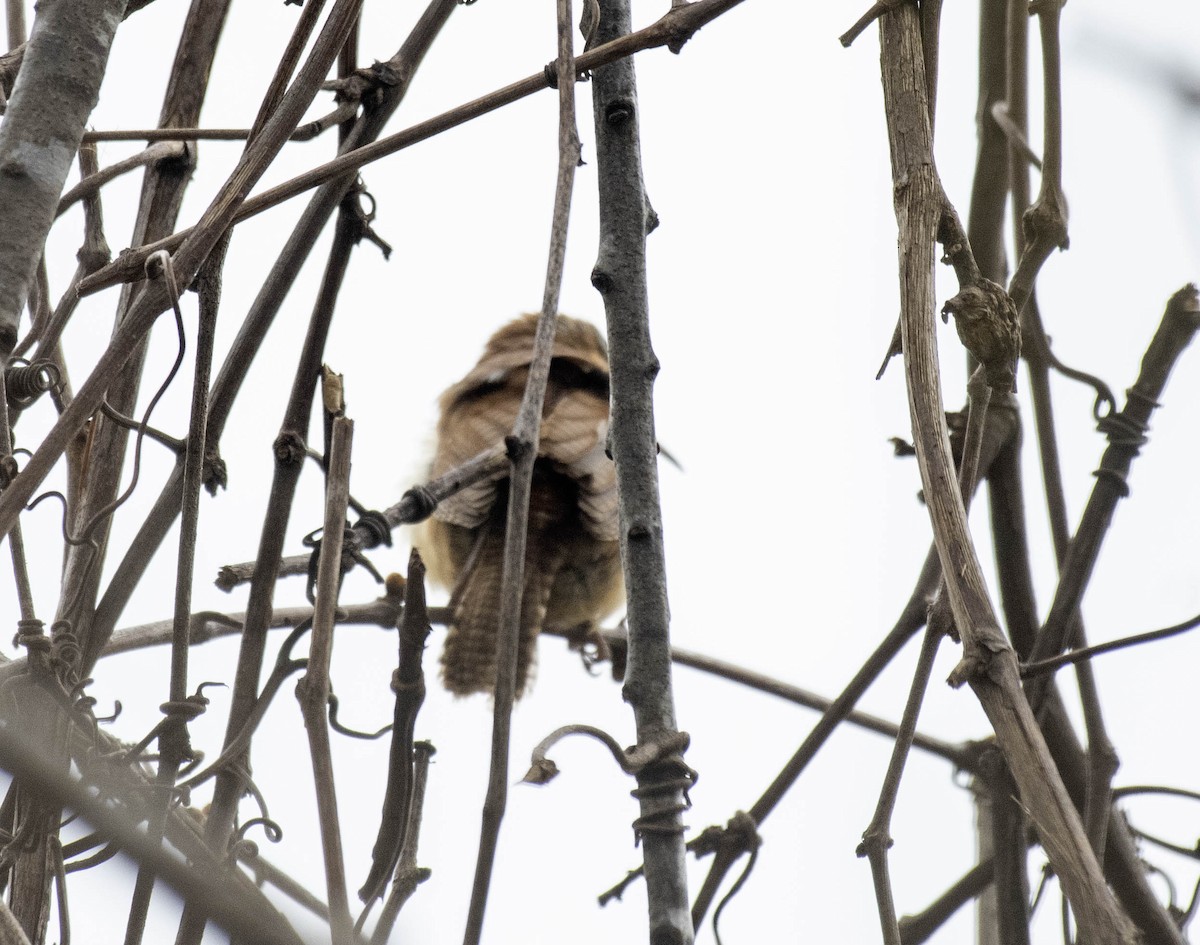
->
[296,413,354,945]
[359,552,432,909]
[461,2,581,942]
[1007,0,1067,319]
[1014,0,1120,867]
[860,365,989,944]
[81,0,457,675]
[168,8,368,944]
[857,625,943,945]
[0,362,32,630]
[878,5,1137,943]
[0,0,364,543]
[0,0,124,354]
[967,0,1010,286]
[4,0,24,51]
[978,747,1031,945]
[123,242,223,945]
[1006,0,1070,560]
[369,741,435,945]
[62,0,234,663]
[998,0,1134,916]
[918,0,942,130]
[590,0,692,942]
[183,183,360,945]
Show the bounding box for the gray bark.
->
[0,0,125,354]
[592,0,693,941]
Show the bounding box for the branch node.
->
[272,431,307,467]
[941,279,1021,392]
[604,99,634,126]
[503,433,531,462]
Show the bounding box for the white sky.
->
[6,0,1200,943]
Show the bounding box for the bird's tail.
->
[440,474,571,697]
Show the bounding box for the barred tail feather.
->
[440,514,565,698]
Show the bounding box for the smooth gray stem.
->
[591,0,692,941]
[0,0,124,355]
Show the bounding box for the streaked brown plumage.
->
[418,314,623,698]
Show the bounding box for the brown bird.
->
[418,314,624,698]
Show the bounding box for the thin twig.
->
[369,741,435,944]
[296,413,355,945]
[0,721,305,945]
[839,0,904,48]
[80,110,360,144]
[215,441,508,591]
[80,0,458,679]
[1006,0,1068,321]
[462,2,582,941]
[1026,286,1200,696]
[1023,610,1200,677]
[639,638,971,768]
[55,142,187,218]
[358,551,431,909]
[0,365,33,621]
[123,241,222,945]
[858,626,943,945]
[0,0,363,546]
[989,102,1041,170]
[77,0,750,298]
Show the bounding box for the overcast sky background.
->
[5,0,1200,942]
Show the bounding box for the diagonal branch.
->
[76,0,751,297]
[0,0,364,545]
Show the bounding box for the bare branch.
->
[295,413,355,945]
[0,0,124,355]
[462,0,583,939]
[76,0,751,298]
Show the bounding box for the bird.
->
[417,314,624,698]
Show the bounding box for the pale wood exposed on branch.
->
[878,5,1137,943]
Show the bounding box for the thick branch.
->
[0,0,124,355]
[592,1,693,940]
[878,7,1137,943]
